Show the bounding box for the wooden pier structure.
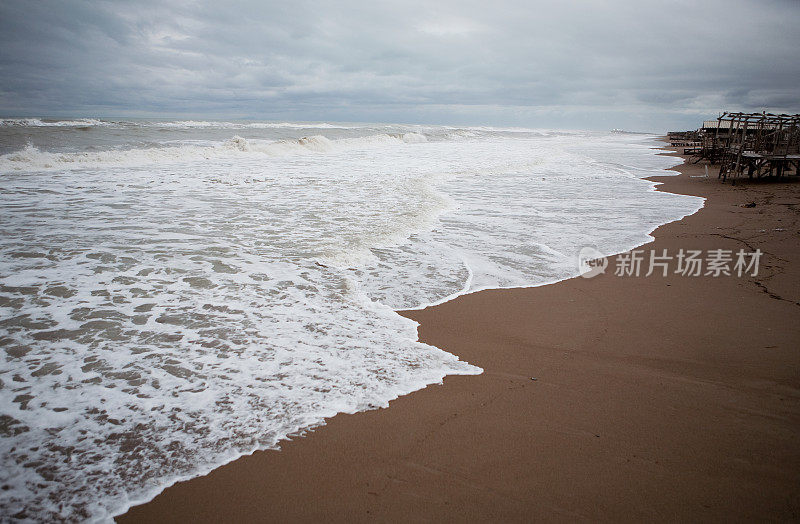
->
[670,112,800,182]
[715,112,800,181]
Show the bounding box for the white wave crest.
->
[0,118,110,127]
[148,120,361,130]
[0,133,431,172]
[0,118,365,130]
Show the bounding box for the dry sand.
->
[119,145,800,522]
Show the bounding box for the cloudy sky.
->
[1,0,798,131]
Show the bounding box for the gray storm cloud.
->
[1,0,798,131]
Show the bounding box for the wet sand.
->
[119,146,800,522]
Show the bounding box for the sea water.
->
[0,119,703,521]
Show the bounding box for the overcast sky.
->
[1,0,798,131]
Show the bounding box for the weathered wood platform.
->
[715,112,800,182]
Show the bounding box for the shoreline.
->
[383,137,704,313]
[119,144,800,522]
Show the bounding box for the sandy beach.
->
[119,145,800,522]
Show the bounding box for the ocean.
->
[0,118,703,521]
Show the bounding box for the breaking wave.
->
[151,120,363,129]
[0,133,429,172]
[1,118,385,130]
[0,118,110,127]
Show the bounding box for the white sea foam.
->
[0,133,434,173]
[151,120,363,129]
[0,118,110,127]
[0,122,703,521]
[0,118,368,130]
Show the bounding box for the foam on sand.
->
[0,122,703,521]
